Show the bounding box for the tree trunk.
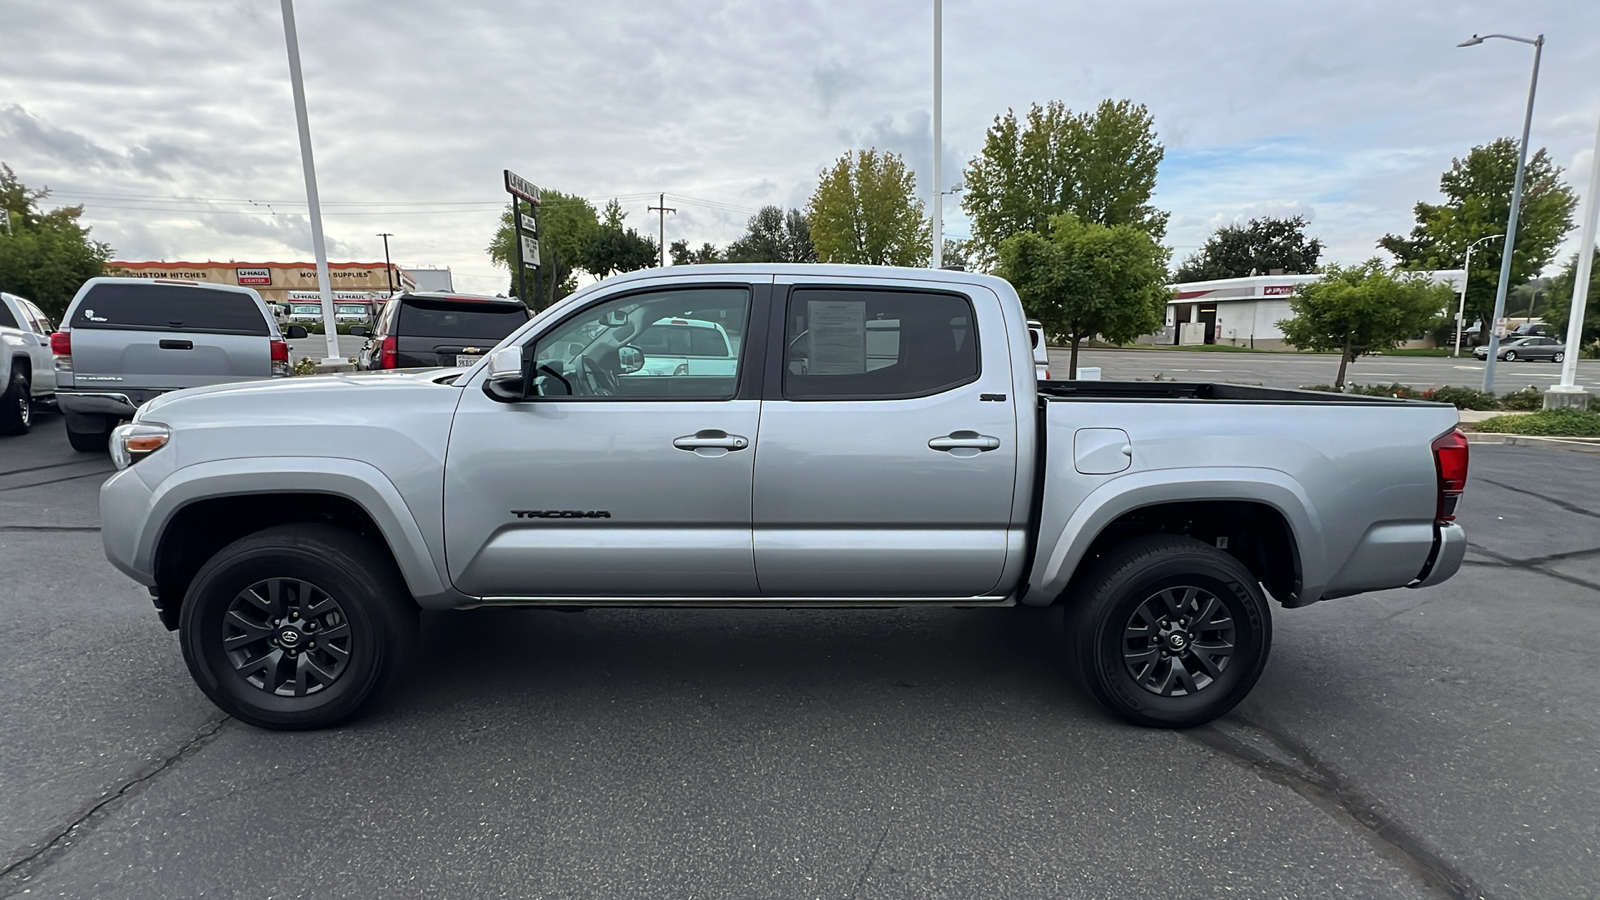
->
[1335,335,1351,390]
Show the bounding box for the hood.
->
[137,368,465,422]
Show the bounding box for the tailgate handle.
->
[929,431,1002,455]
[158,339,194,350]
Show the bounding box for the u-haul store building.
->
[1149,270,1465,349]
[105,260,415,307]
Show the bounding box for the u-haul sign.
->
[236,267,271,286]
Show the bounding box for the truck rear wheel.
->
[65,413,114,452]
[1068,535,1271,728]
[178,524,419,730]
[0,368,30,435]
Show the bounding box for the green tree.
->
[582,199,658,278]
[0,164,111,320]
[1378,139,1576,327]
[807,149,930,266]
[963,99,1167,269]
[669,239,725,265]
[1277,260,1455,389]
[725,206,817,263]
[486,189,598,309]
[1174,216,1323,282]
[997,214,1170,376]
[1542,249,1600,350]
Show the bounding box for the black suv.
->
[357,293,531,370]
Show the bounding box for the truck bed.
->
[1038,380,1440,405]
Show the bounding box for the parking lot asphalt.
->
[1058,346,1600,394]
[2,409,1598,898]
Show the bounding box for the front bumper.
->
[1410,522,1467,589]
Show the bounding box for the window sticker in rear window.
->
[72,284,270,336]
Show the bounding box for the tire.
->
[1068,535,1271,728]
[1554,351,1565,364]
[0,368,30,435]
[1502,350,1516,361]
[65,414,114,452]
[179,523,419,730]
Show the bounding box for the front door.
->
[444,282,766,598]
[752,281,1021,598]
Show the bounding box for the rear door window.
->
[397,298,529,341]
[71,283,269,335]
[782,288,979,399]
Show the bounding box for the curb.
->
[1466,434,1600,454]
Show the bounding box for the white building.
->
[1148,270,1466,349]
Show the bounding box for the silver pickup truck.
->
[98,265,1469,731]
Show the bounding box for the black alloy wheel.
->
[1069,535,1271,728]
[180,523,418,730]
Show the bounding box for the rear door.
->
[394,298,529,368]
[751,279,1021,598]
[67,282,272,389]
[8,297,56,394]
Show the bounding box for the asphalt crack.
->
[1464,544,1600,594]
[1188,713,1491,900]
[0,525,101,533]
[847,824,891,900]
[1477,477,1600,521]
[0,469,115,493]
[0,716,228,896]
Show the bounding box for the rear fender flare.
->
[1029,467,1327,605]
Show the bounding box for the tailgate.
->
[70,328,269,389]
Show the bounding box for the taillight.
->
[1431,429,1469,521]
[379,335,397,369]
[270,339,290,377]
[50,331,72,372]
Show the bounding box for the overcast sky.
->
[2,0,1596,295]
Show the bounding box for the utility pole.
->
[376,232,395,295]
[649,193,676,266]
[931,0,942,268]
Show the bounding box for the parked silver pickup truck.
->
[0,290,58,435]
[98,265,1469,731]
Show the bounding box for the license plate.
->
[455,354,483,367]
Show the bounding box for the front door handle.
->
[929,431,1001,456]
[673,430,750,457]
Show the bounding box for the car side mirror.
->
[618,344,644,374]
[285,325,309,339]
[481,347,527,403]
[348,325,370,337]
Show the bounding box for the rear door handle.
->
[673,430,750,456]
[159,339,194,350]
[929,431,1001,455]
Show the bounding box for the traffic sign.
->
[504,170,541,205]
[520,235,541,266]
[520,213,537,233]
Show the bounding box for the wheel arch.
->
[1029,469,1326,608]
[140,458,455,628]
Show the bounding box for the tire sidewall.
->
[1080,544,1270,728]
[180,534,395,729]
[0,369,28,434]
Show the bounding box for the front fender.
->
[132,457,460,609]
[1027,466,1327,606]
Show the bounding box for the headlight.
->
[110,423,171,470]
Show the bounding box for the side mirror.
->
[285,325,309,339]
[481,347,527,403]
[618,345,645,374]
[348,325,370,337]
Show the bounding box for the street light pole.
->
[1459,32,1544,393]
[377,232,394,295]
[931,0,942,269]
[1550,114,1600,407]
[277,0,342,367]
[1454,233,1502,357]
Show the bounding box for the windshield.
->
[291,304,322,315]
[336,305,367,315]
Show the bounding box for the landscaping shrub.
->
[1348,382,1421,399]
[1424,386,1499,410]
[1476,409,1600,436]
[1498,386,1544,411]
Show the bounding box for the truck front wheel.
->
[1068,535,1271,728]
[178,524,419,730]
